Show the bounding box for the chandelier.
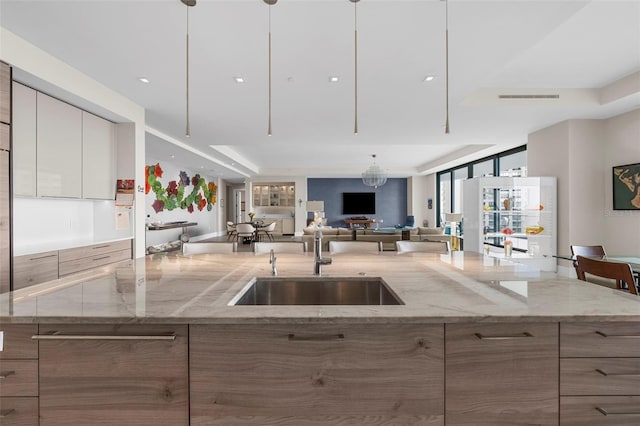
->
[362,154,387,189]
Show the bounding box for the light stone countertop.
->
[1,251,639,324]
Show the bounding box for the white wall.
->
[528,109,640,275]
[144,157,219,249]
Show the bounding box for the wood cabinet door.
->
[446,322,559,425]
[38,324,188,426]
[36,92,82,198]
[0,62,9,125]
[12,82,37,197]
[0,148,8,294]
[82,111,115,199]
[191,324,444,426]
[13,251,59,290]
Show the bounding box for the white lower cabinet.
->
[36,92,82,198]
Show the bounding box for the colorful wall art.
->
[145,163,217,213]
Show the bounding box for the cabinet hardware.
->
[595,331,640,338]
[32,332,176,341]
[595,368,640,377]
[0,370,15,379]
[92,245,110,249]
[596,406,640,416]
[288,333,345,341]
[29,254,57,261]
[474,332,533,340]
[0,409,15,418]
[92,256,111,261]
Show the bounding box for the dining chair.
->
[575,255,638,295]
[182,242,237,255]
[329,241,382,254]
[396,241,450,254]
[226,221,237,241]
[256,221,277,242]
[570,245,606,278]
[235,223,256,243]
[254,242,307,254]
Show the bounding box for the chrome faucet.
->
[313,230,332,276]
[269,249,277,276]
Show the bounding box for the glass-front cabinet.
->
[253,183,295,207]
[463,177,557,271]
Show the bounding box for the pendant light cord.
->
[444,0,450,134]
[268,4,273,136]
[354,0,359,135]
[186,6,191,137]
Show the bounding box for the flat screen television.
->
[342,192,376,215]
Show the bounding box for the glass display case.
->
[463,177,557,271]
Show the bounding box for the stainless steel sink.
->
[229,277,404,306]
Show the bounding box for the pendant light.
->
[264,0,277,136]
[362,154,387,189]
[181,0,196,137]
[444,0,450,134]
[350,0,360,135]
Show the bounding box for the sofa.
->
[301,227,352,253]
[410,227,446,242]
[302,226,446,252]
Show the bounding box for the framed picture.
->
[612,163,640,210]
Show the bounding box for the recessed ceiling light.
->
[329,76,340,83]
[423,75,435,82]
[138,77,150,84]
[170,155,175,159]
[234,77,245,83]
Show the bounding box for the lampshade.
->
[445,213,463,222]
[362,154,387,189]
[306,201,324,212]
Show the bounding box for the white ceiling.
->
[2,0,639,182]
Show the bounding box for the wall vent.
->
[498,94,560,99]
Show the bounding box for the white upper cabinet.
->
[12,82,37,197]
[82,111,115,199]
[36,92,82,198]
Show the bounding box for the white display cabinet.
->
[463,177,557,271]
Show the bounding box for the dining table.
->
[554,254,640,280]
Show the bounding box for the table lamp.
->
[306,201,325,227]
[445,213,463,236]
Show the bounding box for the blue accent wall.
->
[308,178,407,228]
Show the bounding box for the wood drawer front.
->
[0,397,39,426]
[190,324,444,425]
[13,251,59,290]
[59,239,131,262]
[561,358,640,396]
[561,322,640,358]
[0,325,38,360]
[0,62,9,125]
[38,324,188,426]
[0,122,8,151]
[59,248,131,277]
[446,323,559,425]
[561,396,640,425]
[0,361,38,397]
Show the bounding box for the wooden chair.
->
[575,255,638,295]
[570,245,606,277]
[182,242,237,255]
[329,241,382,254]
[253,242,307,254]
[396,241,450,254]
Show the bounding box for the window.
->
[436,146,526,226]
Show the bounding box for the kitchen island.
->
[1,251,640,425]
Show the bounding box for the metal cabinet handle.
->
[474,332,533,340]
[596,407,640,416]
[288,333,345,341]
[32,332,176,341]
[0,409,15,418]
[596,331,640,338]
[92,256,111,261]
[29,254,57,260]
[595,368,640,377]
[92,245,111,249]
[0,371,15,379]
